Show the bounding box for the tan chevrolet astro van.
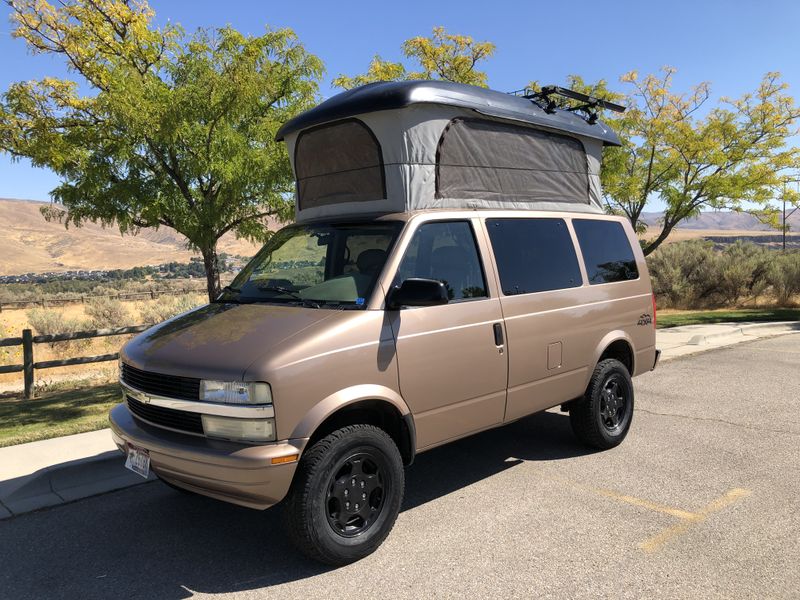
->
[110,81,659,565]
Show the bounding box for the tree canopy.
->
[0,0,323,300]
[333,26,495,89]
[590,69,800,254]
[3,4,799,277]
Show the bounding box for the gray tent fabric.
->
[435,118,589,203]
[283,101,607,222]
[294,119,385,210]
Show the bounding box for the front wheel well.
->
[306,400,415,466]
[598,339,634,375]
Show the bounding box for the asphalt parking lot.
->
[1,333,798,599]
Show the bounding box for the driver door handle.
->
[493,323,504,346]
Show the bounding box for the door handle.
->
[493,323,504,346]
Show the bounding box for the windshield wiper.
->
[256,284,320,308]
[214,284,242,303]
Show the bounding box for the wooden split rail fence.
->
[0,325,149,399]
[0,287,205,312]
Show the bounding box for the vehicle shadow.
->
[0,411,592,599]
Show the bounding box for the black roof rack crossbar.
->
[511,85,626,124]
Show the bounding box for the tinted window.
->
[487,218,582,295]
[396,221,487,301]
[573,219,639,284]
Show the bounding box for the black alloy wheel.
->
[598,374,630,434]
[569,358,634,449]
[325,450,389,537]
[284,424,405,565]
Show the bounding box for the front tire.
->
[569,358,634,449]
[283,424,404,565]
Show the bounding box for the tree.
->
[0,0,323,300]
[333,26,495,89]
[599,69,800,254]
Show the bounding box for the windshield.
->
[218,221,403,308]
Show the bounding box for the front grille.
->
[126,395,204,435]
[121,363,200,401]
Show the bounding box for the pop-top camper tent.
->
[276,81,622,223]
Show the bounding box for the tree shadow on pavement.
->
[0,411,592,599]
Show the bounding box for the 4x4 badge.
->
[637,314,653,326]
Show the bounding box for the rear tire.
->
[569,358,634,449]
[283,424,404,565]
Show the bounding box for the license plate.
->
[124,443,150,479]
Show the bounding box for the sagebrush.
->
[85,297,132,329]
[137,295,206,326]
[648,241,800,308]
[26,308,91,351]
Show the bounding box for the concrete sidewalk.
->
[657,320,800,360]
[0,429,153,519]
[1,320,798,520]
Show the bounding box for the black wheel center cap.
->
[325,452,387,538]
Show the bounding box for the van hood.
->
[121,302,341,381]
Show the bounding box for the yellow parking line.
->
[535,472,751,554]
[639,520,696,553]
[592,488,700,522]
[638,488,751,553]
[698,488,751,516]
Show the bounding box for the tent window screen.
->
[436,118,590,203]
[294,119,386,210]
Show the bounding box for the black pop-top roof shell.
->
[276,80,622,146]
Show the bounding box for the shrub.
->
[713,242,770,306]
[137,294,206,326]
[647,240,719,308]
[766,252,800,305]
[84,297,132,329]
[647,240,772,309]
[26,308,91,351]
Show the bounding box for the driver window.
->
[396,221,488,301]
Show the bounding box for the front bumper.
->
[109,403,307,510]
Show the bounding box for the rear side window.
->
[486,218,582,295]
[573,219,639,284]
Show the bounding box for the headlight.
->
[202,415,276,443]
[199,381,272,405]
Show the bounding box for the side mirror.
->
[387,278,449,310]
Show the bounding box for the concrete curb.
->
[0,430,154,520]
[686,321,800,346]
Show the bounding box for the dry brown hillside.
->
[0,198,278,275]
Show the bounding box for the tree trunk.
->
[201,245,221,302]
[643,219,678,256]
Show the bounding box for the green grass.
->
[658,308,800,329]
[0,383,121,447]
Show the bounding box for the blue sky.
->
[2,0,799,206]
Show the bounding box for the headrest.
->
[356,249,387,273]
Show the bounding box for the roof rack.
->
[510,85,626,125]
